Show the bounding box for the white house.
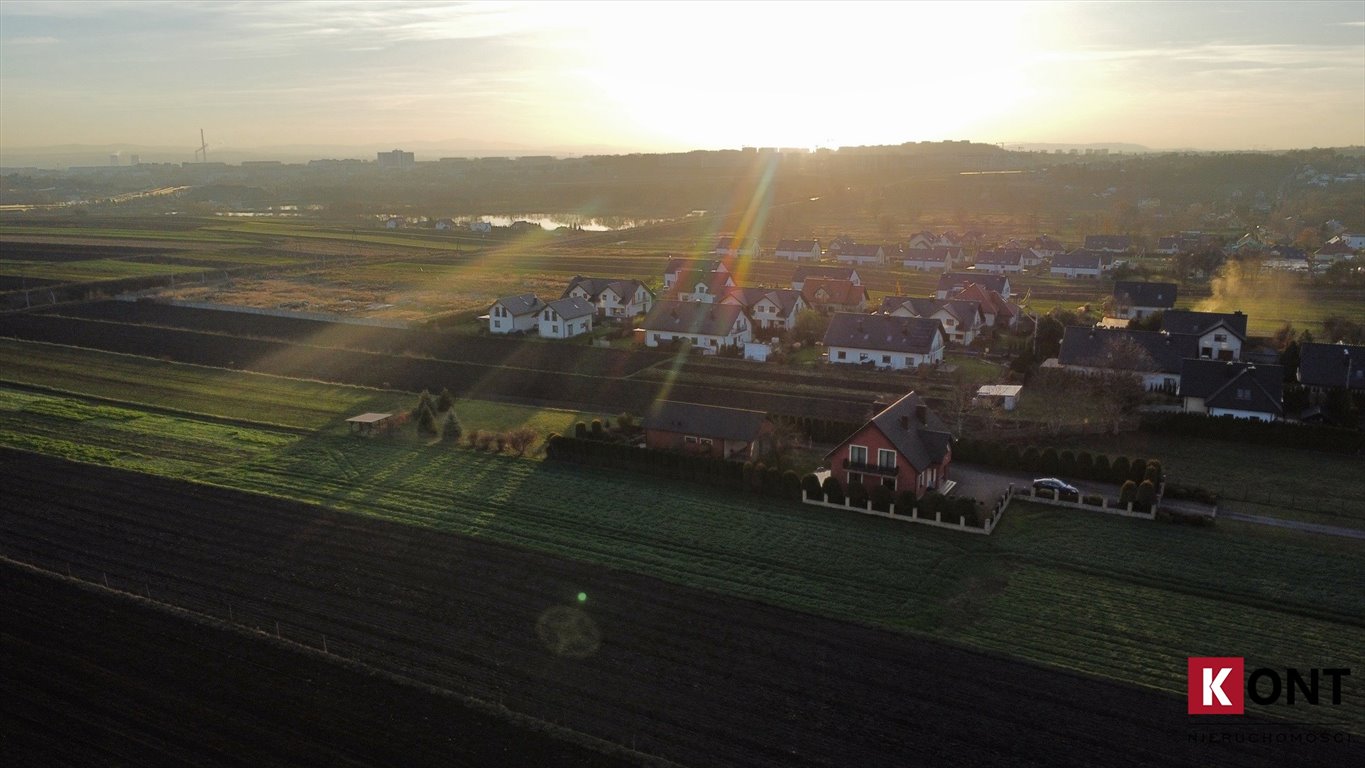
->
[469,221,492,234]
[721,287,806,331]
[563,276,654,319]
[1161,310,1247,361]
[712,236,758,259]
[537,297,596,339]
[663,258,729,290]
[834,243,886,266]
[435,218,455,231]
[974,249,1025,274]
[1050,250,1104,278]
[823,313,945,370]
[774,239,821,261]
[879,296,984,346]
[791,265,861,291]
[642,300,752,352]
[1179,359,1283,421]
[670,270,736,303]
[1110,281,1178,320]
[488,293,546,334]
[901,247,960,272]
[385,217,402,229]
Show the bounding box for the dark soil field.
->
[2,449,1353,768]
[0,307,882,422]
[0,241,183,262]
[0,562,646,768]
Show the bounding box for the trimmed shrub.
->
[847,481,869,509]
[801,473,823,501]
[1075,451,1094,479]
[1059,450,1077,478]
[917,491,942,519]
[412,389,435,419]
[764,466,783,497]
[1039,447,1060,475]
[1136,480,1158,511]
[1093,455,1111,480]
[741,461,756,491]
[1119,480,1137,507]
[441,411,463,443]
[1145,459,1163,483]
[590,419,603,437]
[574,421,588,438]
[416,402,438,435]
[782,470,802,501]
[436,388,455,412]
[897,490,919,514]
[1021,446,1041,472]
[1083,494,1104,507]
[822,476,845,505]
[506,426,536,456]
[1111,456,1131,484]
[1130,458,1149,483]
[1003,445,1022,470]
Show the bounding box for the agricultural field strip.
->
[0,561,653,768]
[0,226,256,244]
[1,378,1360,737]
[3,452,1348,767]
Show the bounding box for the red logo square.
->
[1188,657,1244,714]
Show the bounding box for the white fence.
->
[801,487,1014,536]
[1017,485,1158,520]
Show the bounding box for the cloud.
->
[4,35,59,45]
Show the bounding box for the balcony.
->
[842,459,898,477]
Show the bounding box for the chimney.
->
[915,404,927,425]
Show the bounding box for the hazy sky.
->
[2,0,1362,154]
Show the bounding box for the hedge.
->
[954,438,1162,486]
[1140,412,1364,454]
[546,435,747,491]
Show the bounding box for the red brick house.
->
[825,392,952,498]
[642,400,774,461]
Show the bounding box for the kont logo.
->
[1188,657,1351,715]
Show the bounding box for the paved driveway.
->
[949,463,1122,506]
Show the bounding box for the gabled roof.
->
[563,275,612,299]
[1057,326,1199,374]
[878,296,981,331]
[491,293,545,316]
[1268,245,1307,261]
[1034,235,1066,251]
[599,279,650,302]
[823,313,943,355]
[954,283,1007,317]
[1179,359,1283,415]
[1316,241,1357,256]
[793,265,858,283]
[1160,310,1247,340]
[642,300,747,337]
[938,272,1009,296]
[713,236,754,251]
[643,400,767,442]
[775,239,820,253]
[723,287,802,315]
[1298,342,1365,390]
[975,249,1024,266]
[1083,235,1132,251]
[826,391,951,471]
[665,257,728,276]
[802,278,867,306]
[1113,281,1178,309]
[1052,250,1102,269]
[670,270,735,296]
[544,296,595,321]
[839,243,885,258]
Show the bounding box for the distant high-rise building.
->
[376,149,415,169]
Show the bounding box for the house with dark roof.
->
[1083,235,1133,253]
[834,243,887,266]
[1051,249,1105,278]
[1111,281,1178,320]
[720,287,806,331]
[1314,240,1358,264]
[1057,326,1200,391]
[563,276,654,319]
[1297,342,1365,393]
[641,300,752,352]
[643,400,773,461]
[1032,235,1067,258]
[936,272,1011,300]
[792,265,861,290]
[878,296,984,345]
[802,278,868,314]
[1265,245,1310,271]
[901,246,961,272]
[973,249,1025,274]
[663,257,729,289]
[774,239,821,261]
[668,270,737,303]
[712,235,758,259]
[825,391,952,499]
[954,283,1018,329]
[538,297,596,339]
[1179,359,1283,421]
[824,313,945,370]
[488,293,546,334]
[1160,310,1247,361]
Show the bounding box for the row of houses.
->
[487,277,653,337]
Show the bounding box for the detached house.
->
[1161,310,1247,361]
[563,276,654,319]
[901,247,961,272]
[937,272,1011,300]
[643,400,773,461]
[834,243,887,266]
[1058,326,1200,391]
[642,300,752,352]
[1083,235,1133,253]
[973,249,1025,274]
[774,239,822,261]
[1051,250,1105,278]
[669,270,737,303]
[826,391,952,499]
[721,287,807,331]
[487,293,546,334]
[954,283,1018,329]
[792,265,861,291]
[802,278,868,314]
[1179,359,1284,421]
[663,258,729,290]
[824,313,945,370]
[538,297,596,339]
[1297,342,1365,394]
[712,236,759,259]
[1111,281,1178,320]
[878,296,984,346]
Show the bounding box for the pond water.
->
[471,213,666,231]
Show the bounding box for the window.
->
[684,436,697,444]
[849,445,868,465]
[881,477,896,490]
[877,449,896,469]
[848,472,863,486]
[493,320,501,329]
[1214,333,1227,343]
[881,355,891,364]
[544,310,552,320]
[837,351,846,360]
[1236,388,1251,400]
[698,438,713,447]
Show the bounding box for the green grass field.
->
[0,224,255,245]
[0,258,211,282]
[0,364,1360,731]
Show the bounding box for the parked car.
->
[1032,477,1079,500]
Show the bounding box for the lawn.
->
[1,378,1360,732]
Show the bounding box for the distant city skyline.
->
[2,1,1362,158]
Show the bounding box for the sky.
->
[1,0,1363,156]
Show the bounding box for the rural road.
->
[1216,509,1365,540]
